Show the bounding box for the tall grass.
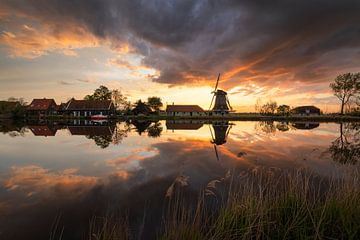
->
[59,168,360,239]
[160,168,360,240]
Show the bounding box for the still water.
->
[0,120,359,239]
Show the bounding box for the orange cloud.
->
[3,165,98,199]
[0,24,99,58]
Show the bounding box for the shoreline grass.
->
[83,168,360,240]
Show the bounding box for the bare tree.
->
[330,73,360,115]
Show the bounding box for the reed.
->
[161,168,360,240]
[62,167,360,239]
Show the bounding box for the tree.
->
[132,100,152,115]
[84,85,112,100]
[277,105,290,116]
[330,73,360,115]
[258,100,277,115]
[112,89,129,110]
[147,96,163,112]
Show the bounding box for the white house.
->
[166,105,206,117]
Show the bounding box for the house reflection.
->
[28,125,58,137]
[257,121,320,134]
[166,120,204,131]
[291,122,320,130]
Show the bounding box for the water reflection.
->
[0,120,360,239]
[329,122,360,164]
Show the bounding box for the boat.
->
[90,114,108,120]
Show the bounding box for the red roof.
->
[66,99,114,110]
[28,125,57,136]
[27,99,57,111]
[166,105,204,112]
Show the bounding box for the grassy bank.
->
[83,168,360,240]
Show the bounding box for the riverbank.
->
[14,113,360,122]
[85,168,360,240]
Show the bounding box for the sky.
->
[0,0,360,112]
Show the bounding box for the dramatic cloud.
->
[1,0,360,88]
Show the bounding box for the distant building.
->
[64,99,115,117]
[166,105,206,117]
[27,99,58,117]
[292,106,320,116]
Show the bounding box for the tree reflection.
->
[131,120,152,135]
[131,120,163,138]
[147,122,163,138]
[255,121,276,134]
[0,120,27,137]
[112,122,131,144]
[86,135,112,148]
[329,122,360,164]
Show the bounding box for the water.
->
[0,120,359,239]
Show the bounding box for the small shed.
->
[166,105,205,117]
[292,106,320,116]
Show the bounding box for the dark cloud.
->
[1,0,360,87]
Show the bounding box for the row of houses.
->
[27,98,116,117]
[165,104,321,116]
[2,97,321,118]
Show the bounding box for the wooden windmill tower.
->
[209,73,232,115]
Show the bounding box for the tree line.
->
[255,72,360,115]
[84,85,163,115]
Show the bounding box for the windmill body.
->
[209,74,233,115]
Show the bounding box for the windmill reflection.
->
[209,121,232,161]
[165,120,232,161]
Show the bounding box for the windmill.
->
[209,121,232,161]
[209,73,233,114]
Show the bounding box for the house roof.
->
[28,125,57,136]
[27,99,56,111]
[292,106,320,112]
[56,103,67,111]
[166,105,204,112]
[66,99,113,110]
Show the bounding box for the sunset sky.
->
[1,0,360,112]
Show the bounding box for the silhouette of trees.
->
[330,73,360,115]
[84,85,112,100]
[112,89,131,111]
[277,105,290,116]
[256,100,278,115]
[132,100,152,115]
[147,97,163,112]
